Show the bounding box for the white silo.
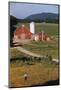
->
[30,22,35,34]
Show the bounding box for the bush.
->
[48,55,52,61]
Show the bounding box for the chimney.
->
[30,22,35,34]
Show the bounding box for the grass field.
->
[35,23,58,36]
[9,23,59,87]
[9,60,58,87]
[9,47,59,87]
[22,40,58,59]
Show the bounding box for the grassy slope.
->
[9,62,58,87]
[9,48,59,87]
[22,41,58,59]
[10,48,24,59]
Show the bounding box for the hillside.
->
[10,13,59,24]
[25,13,59,23]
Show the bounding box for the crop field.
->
[9,23,59,87]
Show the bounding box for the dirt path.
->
[14,47,42,58]
[14,47,59,63]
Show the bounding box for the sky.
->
[9,2,59,19]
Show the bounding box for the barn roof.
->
[14,25,33,36]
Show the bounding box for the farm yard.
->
[14,22,59,59]
[16,22,58,36]
[9,23,59,87]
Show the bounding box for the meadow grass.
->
[9,61,58,87]
[22,40,58,59]
[35,23,58,36]
[9,47,59,87]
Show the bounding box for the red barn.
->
[13,24,33,43]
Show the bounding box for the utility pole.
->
[42,30,44,41]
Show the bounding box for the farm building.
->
[36,31,51,41]
[13,24,33,43]
[13,22,51,43]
